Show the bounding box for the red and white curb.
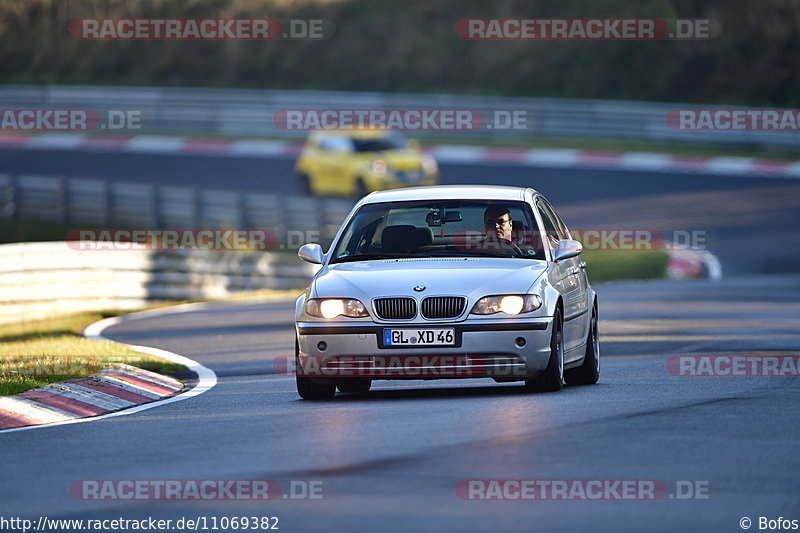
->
[667,247,722,281]
[0,309,217,434]
[0,364,183,429]
[0,132,798,179]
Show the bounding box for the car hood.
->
[312,257,547,302]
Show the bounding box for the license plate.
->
[397,170,423,183]
[383,328,455,346]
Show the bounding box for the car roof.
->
[362,185,538,203]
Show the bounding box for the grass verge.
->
[0,311,187,396]
[0,218,93,244]
[582,249,671,284]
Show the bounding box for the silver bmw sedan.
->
[294,185,599,399]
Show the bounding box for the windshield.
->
[351,134,407,152]
[330,199,546,263]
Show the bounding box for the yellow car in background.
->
[295,129,439,197]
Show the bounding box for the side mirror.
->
[298,243,324,265]
[552,239,582,262]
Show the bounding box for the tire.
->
[337,379,372,393]
[524,307,564,392]
[298,173,313,196]
[565,304,600,386]
[295,339,336,400]
[354,178,368,199]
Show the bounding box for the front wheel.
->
[295,340,336,400]
[565,304,600,385]
[354,178,368,199]
[524,308,564,392]
[297,172,313,196]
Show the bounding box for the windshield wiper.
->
[423,249,533,259]
[331,252,422,264]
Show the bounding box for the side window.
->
[536,200,560,247]
[543,200,570,240]
[339,215,383,257]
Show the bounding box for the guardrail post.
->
[10,175,17,220]
[102,180,111,226]
[237,191,247,230]
[57,176,67,224]
[151,184,161,228]
[0,175,13,219]
[192,187,201,229]
[238,191,248,229]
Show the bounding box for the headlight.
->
[306,298,369,319]
[470,295,543,316]
[421,155,438,174]
[370,159,388,176]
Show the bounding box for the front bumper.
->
[296,318,553,380]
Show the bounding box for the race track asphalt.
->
[1,275,798,533]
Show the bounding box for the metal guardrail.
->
[0,173,354,243]
[0,85,796,147]
[0,173,353,322]
[0,241,320,324]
